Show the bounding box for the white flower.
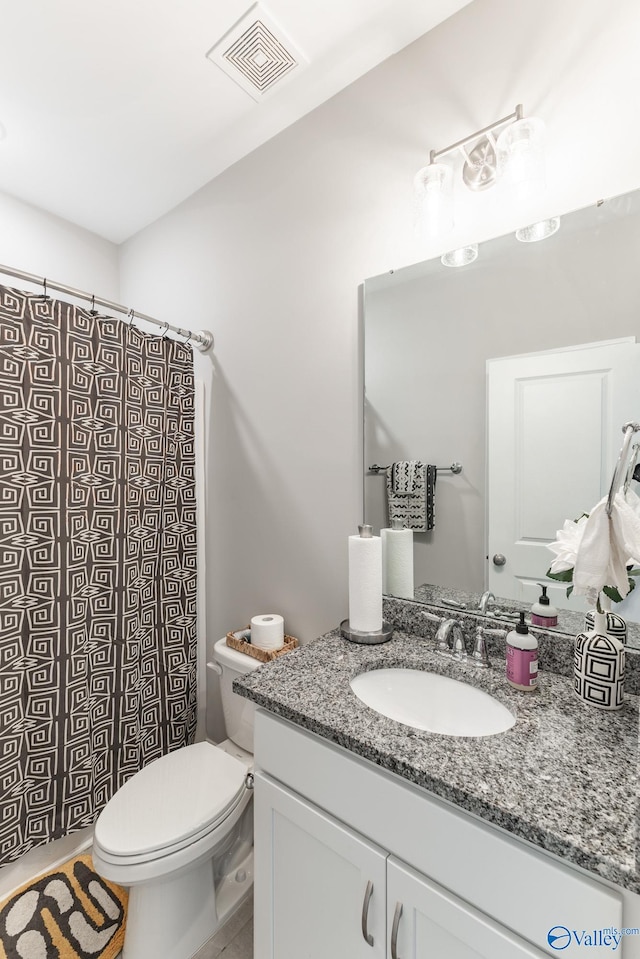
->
[547,515,589,573]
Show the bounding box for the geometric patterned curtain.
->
[0,284,198,867]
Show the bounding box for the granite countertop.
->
[234,629,640,893]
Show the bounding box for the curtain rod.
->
[0,263,214,353]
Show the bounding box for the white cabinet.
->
[254,710,627,958]
[254,773,387,958]
[255,772,549,959]
[387,858,546,959]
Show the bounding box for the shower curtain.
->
[0,284,198,866]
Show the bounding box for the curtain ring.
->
[160,321,170,340]
[184,331,192,347]
[90,294,97,316]
[42,277,49,301]
[127,308,135,329]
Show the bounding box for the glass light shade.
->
[515,217,561,242]
[496,116,545,196]
[440,245,478,268]
[414,162,453,236]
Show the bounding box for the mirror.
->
[410,582,640,649]
[363,189,640,634]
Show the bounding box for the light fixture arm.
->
[429,104,523,164]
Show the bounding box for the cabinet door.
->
[254,772,387,959]
[387,858,549,959]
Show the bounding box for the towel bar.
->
[606,422,640,516]
[368,462,462,475]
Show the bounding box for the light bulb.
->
[440,245,478,268]
[515,218,560,242]
[414,162,453,236]
[496,116,545,197]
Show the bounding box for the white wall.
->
[0,190,119,298]
[118,0,640,652]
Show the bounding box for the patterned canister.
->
[584,609,627,644]
[574,611,625,710]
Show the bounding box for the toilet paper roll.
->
[251,614,285,650]
[348,533,383,633]
[381,527,414,599]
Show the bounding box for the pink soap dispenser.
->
[530,584,558,628]
[506,612,538,692]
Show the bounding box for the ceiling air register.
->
[206,3,306,101]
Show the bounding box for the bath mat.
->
[0,853,128,959]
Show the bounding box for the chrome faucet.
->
[478,590,496,614]
[435,619,467,662]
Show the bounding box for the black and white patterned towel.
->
[386,462,436,531]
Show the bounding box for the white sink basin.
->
[350,668,515,737]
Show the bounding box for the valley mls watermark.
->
[547,926,640,951]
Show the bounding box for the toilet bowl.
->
[92,638,259,959]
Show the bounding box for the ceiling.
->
[0,0,470,243]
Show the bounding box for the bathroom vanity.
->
[235,623,640,958]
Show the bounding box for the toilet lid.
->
[94,742,247,858]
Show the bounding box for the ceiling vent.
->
[206,4,307,102]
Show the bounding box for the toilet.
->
[92,637,260,959]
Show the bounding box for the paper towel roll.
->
[381,527,414,599]
[251,613,285,650]
[348,533,383,632]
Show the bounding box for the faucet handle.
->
[450,623,467,663]
[471,626,490,668]
[422,611,445,624]
[471,625,507,668]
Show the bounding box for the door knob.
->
[492,553,506,567]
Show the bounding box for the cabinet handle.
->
[361,879,374,946]
[391,901,403,959]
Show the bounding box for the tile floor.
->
[193,897,253,959]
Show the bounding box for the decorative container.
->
[584,609,627,645]
[226,628,298,663]
[574,611,625,710]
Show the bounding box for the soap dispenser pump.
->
[531,584,558,628]
[506,612,538,692]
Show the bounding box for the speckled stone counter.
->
[234,629,640,893]
[384,595,640,695]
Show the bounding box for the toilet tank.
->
[210,637,260,752]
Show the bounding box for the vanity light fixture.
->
[515,217,561,242]
[415,104,545,236]
[440,245,479,268]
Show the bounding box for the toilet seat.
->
[94,742,248,866]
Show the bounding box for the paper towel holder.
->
[340,618,394,644]
[343,524,393,644]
